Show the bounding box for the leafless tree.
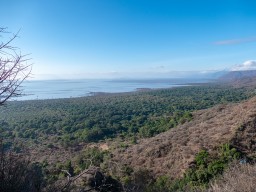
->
[58,159,122,192]
[0,27,31,105]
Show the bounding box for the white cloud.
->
[231,60,256,71]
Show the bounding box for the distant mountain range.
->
[186,69,256,81]
[219,70,256,81]
[186,69,256,87]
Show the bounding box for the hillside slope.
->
[112,96,256,179]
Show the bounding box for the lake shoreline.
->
[13,79,212,101]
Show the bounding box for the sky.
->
[1,0,256,79]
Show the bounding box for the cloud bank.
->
[214,37,256,45]
[231,60,256,71]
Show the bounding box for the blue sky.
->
[1,0,256,79]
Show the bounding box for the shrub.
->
[0,140,45,192]
[169,144,241,191]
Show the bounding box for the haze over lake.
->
[18,79,209,100]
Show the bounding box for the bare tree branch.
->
[0,27,31,105]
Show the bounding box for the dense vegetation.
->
[111,144,241,192]
[0,84,255,191]
[0,85,254,147]
[171,144,241,191]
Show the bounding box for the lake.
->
[17,78,208,100]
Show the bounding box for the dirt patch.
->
[99,143,109,151]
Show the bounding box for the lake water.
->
[16,79,208,100]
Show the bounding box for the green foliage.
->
[140,144,241,192]
[0,85,253,146]
[170,144,241,191]
[138,111,193,138]
[74,147,106,171]
[195,150,209,166]
[65,160,74,176]
[122,165,134,176]
[147,175,171,192]
[131,135,137,144]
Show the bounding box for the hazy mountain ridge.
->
[219,70,256,81]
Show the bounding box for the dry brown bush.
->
[112,97,256,179]
[208,162,256,192]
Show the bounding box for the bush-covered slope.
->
[1,84,256,191]
[111,96,256,180]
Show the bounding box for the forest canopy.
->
[0,84,254,147]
